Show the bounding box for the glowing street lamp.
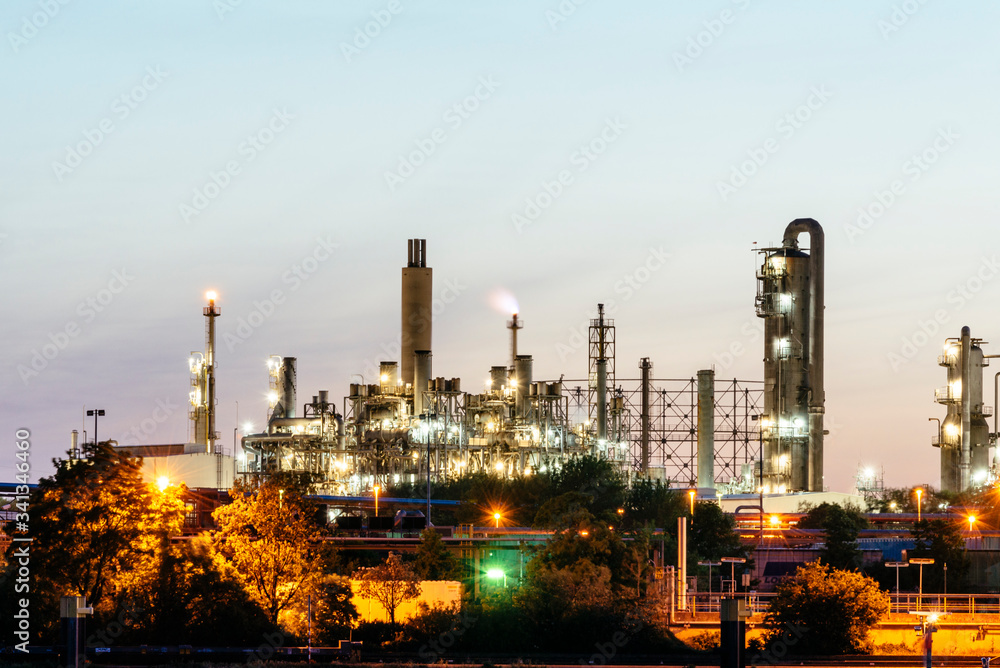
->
[688,489,696,516]
[968,515,977,532]
[915,488,923,522]
[486,568,506,587]
[279,488,284,510]
[374,485,380,517]
[493,512,501,528]
[910,557,934,610]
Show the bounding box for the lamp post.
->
[721,557,746,594]
[688,489,696,517]
[374,485,380,517]
[886,561,909,612]
[698,560,721,608]
[494,512,501,528]
[915,488,923,522]
[911,558,934,610]
[86,409,105,446]
[279,489,284,510]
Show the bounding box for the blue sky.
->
[2,1,999,492]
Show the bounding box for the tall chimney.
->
[401,239,432,392]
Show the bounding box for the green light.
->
[486,568,504,579]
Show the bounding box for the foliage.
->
[765,561,890,654]
[412,529,463,581]
[910,519,969,592]
[5,442,184,642]
[798,502,867,570]
[690,501,748,563]
[870,486,950,514]
[353,552,421,625]
[212,479,325,623]
[115,535,276,645]
[687,630,720,652]
[279,573,358,645]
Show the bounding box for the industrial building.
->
[102,218,998,501]
[933,326,996,492]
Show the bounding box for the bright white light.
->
[778,455,789,467]
[267,391,278,405]
[486,568,505,579]
[945,424,959,437]
[495,461,504,472]
[205,290,217,302]
[488,288,519,317]
[243,422,254,434]
[863,467,875,480]
[973,469,988,483]
[156,476,171,492]
[777,485,787,494]
[380,374,388,383]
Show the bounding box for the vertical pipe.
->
[640,358,652,474]
[782,219,825,492]
[70,430,79,460]
[596,357,608,440]
[677,517,688,611]
[206,295,219,455]
[961,326,972,491]
[697,369,715,489]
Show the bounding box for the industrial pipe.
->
[596,357,608,440]
[414,350,432,417]
[782,218,825,491]
[961,326,972,490]
[640,358,651,474]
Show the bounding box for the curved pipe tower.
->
[757,218,825,492]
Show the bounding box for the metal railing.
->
[678,592,1000,617]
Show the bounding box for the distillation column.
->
[935,326,991,492]
[756,219,825,492]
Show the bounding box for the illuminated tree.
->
[212,480,324,624]
[353,552,421,626]
[765,561,889,654]
[412,529,463,581]
[13,441,184,641]
[798,502,867,570]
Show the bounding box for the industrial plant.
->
[113,218,999,500]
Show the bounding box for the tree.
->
[412,529,463,581]
[280,574,359,645]
[765,561,889,654]
[8,442,184,642]
[354,552,421,626]
[798,502,867,570]
[911,519,969,592]
[212,479,324,624]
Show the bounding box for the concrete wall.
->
[351,580,462,623]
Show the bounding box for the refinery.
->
[106,218,999,501]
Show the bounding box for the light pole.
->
[721,557,746,594]
[698,561,721,608]
[886,561,908,612]
[911,557,934,610]
[943,562,948,612]
[688,489,696,517]
[915,488,923,522]
[279,488,284,510]
[494,512,501,528]
[86,409,105,446]
[374,485,380,517]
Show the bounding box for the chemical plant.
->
[112,218,1000,499]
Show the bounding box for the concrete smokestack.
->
[639,358,652,474]
[514,354,533,420]
[402,239,432,391]
[414,350,432,417]
[697,369,715,489]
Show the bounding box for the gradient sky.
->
[3,1,999,492]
